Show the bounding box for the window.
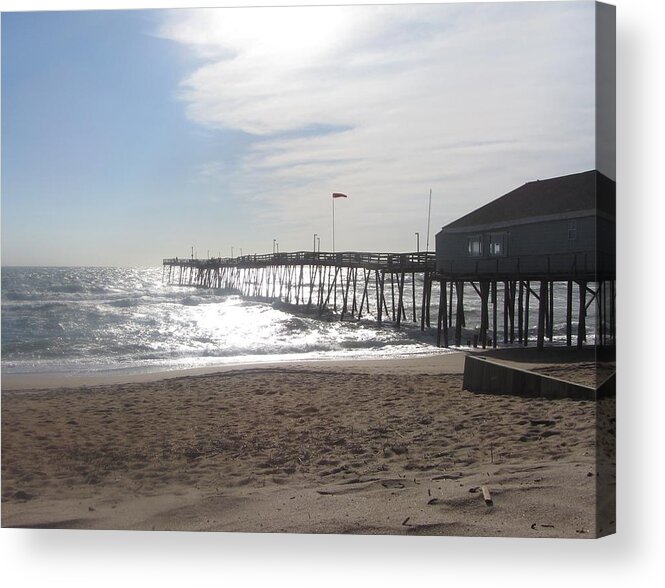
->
[489,232,507,256]
[568,220,577,241]
[467,235,483,257]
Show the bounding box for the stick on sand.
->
[481,486,493,506]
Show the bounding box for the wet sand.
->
[1,353,613,537]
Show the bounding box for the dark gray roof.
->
[444,170,615,230]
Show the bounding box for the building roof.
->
[443,170,615,231]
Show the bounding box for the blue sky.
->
[1,2,599,266]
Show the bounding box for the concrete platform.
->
[462,354,615,400]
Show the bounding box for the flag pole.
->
[331,193,347,253]
[332,196,335,253]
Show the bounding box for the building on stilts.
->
[434,170,615,349]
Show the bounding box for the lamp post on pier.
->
[415,232,420,253]
[273,239,277,254]
[313,233,318,252]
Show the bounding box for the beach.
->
[1,352,613,537]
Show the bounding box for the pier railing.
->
[435,250,615,281]
[163,250,436,271]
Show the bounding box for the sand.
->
[1,353,614,537]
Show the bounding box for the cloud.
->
[158,2,596,252]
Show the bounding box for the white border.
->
[1,1,662,587]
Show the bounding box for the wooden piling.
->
[524,280,530,347]
[548,280,554,342]
[420,272,429,331]
[455,280,464,346]
[566,280,573,346]
[448,280,454,329]
[492,281,497,348]
[436,279,449,348]
[537,280,547,350]
[396,271,406,327]
[517,280,523,344]
[480,281,490,349]
[377,270,384,324]
[509,280,516,343]
[412,272,416,322]
[577,280,586,348]
[425,277,432,327]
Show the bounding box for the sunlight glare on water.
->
[1,266,446,376]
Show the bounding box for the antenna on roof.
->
[426,188,432,253]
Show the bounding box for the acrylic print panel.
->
[1,2,615,537]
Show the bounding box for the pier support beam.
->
[524,280,530,347]
[436,280,449,348]
[455,280,464,346]
[577,280,586,348]
[537,280,547,350]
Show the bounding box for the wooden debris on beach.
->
[481,485,493,506]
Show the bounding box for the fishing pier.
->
[163,171,615,352]
[163,251,438,328]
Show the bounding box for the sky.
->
[1,1,601,267]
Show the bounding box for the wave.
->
[107,298,140,308]
[51,284,86,294]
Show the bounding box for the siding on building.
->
[435,171,615,279]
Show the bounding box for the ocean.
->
[1,266,444,376]
[1,266,596,377]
